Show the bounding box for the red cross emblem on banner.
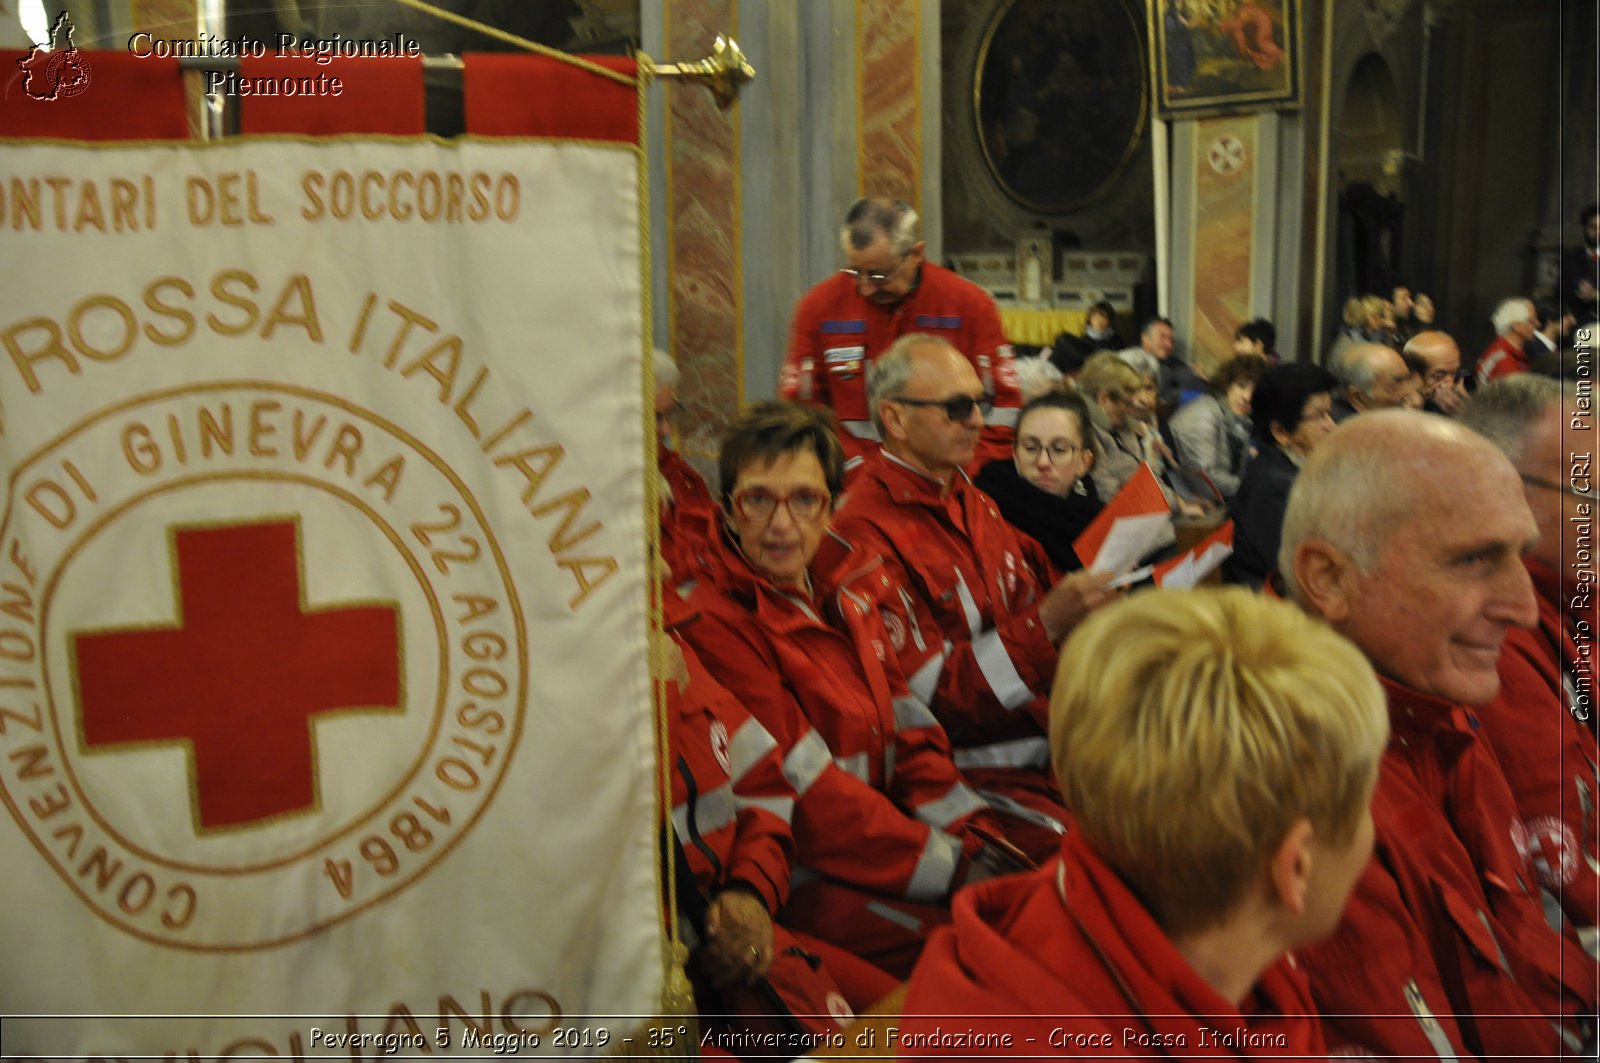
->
[74,520,402,831]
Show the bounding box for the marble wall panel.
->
[856,0,920,210]
[1191,115,1256,371]
[131,0,205,138]
[664,0,742,470]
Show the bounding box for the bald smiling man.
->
[1278,410,1595,1058]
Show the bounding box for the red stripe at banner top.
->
[0,51,188,139]
[239,55,425,135]
[464,54,637,143]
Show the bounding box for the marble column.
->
[131,0,205,138]
[662,0,743,472]
[1189,115,1258,370]
[855,0,921,211]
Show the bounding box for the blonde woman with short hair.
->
[900,589,1387,1056]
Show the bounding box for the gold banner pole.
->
[646,35,755,110]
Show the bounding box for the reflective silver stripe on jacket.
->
[779,590,823,623]
[977,789,1066,835]
[913,781,990,831]
[1473,909,1513,976]
[833,751,869,782]
[842,419,880,440]
[972,628,1034,710]
[865,900,925,932]
[953,571,983,636]
[953,735,1051,771]
[892,695,941,732]
[986,406,1019,428]
[737,793,795,822]
[782,729,832,796]
[1403,979,1460,1060]
[897,588,928,653]
[674,781,736,842]
[838,584,870,617]
[909,643,952,705]
[729,717,779,777]
[905,827,961,900]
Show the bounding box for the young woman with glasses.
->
[974,392,1103,572]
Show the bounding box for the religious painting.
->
[1148,0,1301,119]
[974,0,1148,214]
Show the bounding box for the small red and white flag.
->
[1073,464,1173,575]
[1152,520,1235,588]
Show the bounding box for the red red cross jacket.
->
[675,531,1001,908]
[1481,558,1600,935]
[779,262,1021,472]
[1298,676,1595,1059]
[900,831,1329,1058]
[658,444,720,583]
[1476,334,1532,386]
[665,629,877,1036]
[666,631,795,914]
[817,451,1069,860]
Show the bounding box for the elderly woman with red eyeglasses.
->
[671,401,1022,981]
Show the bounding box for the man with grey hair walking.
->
[1276,409,1594,1058]
[781,196,1021,474]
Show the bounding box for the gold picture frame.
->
[1148,0,1301,120]
[974,0,1148,215]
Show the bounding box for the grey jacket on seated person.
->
[1168,393,1253,498]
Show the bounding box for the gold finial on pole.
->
[650,35,755,109]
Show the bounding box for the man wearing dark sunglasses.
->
[819,334,1117,862]
[780,196,1022,477]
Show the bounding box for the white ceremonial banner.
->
[0,139,659,1056]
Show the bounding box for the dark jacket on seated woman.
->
[975,459,1103,573]
[1221,362,1339,587]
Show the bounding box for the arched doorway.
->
[1333,53,1405,309]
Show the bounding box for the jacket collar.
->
[1523,555,1562,611]
[1052,832,1323,1052]
[872,448,968,505]
[710,524,826,632]
[1378,673,1480,751]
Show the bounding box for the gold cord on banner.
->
[635,50,701,1056]
[389,0,633,84]
[386,0,722,1046]
[388,0,754,108]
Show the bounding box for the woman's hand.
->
[699,888,775,988]
[1039,569,1120,643]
